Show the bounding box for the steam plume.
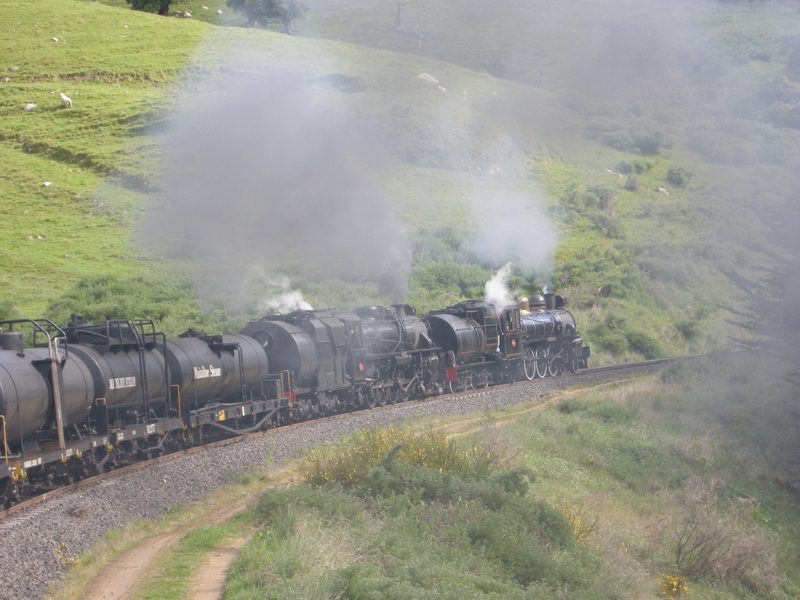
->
[468,190,556,274]
[484,262,516,309]
[139,71,411,306]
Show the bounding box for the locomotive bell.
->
[517,297,530,314]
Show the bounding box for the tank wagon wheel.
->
[546,345,561,377]
[522,347,536,381]
[534,348,547,378]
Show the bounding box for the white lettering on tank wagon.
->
[193,365,222,380]
[108,376,136,390]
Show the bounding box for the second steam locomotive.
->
[0,292,588,507]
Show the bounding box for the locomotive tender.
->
[0,294,588,507]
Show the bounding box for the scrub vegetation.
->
[221,354,800,599]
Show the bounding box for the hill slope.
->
[2,0,799,363]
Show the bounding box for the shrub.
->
[624,175,640,191]
[666,167,691,188]
[667,477,780,589]
[558,398,588,414]
[675,320,700,340]
[625,330,664,359]
[586,185,616,209]
[298,425,505,488]
[587,402,634,423]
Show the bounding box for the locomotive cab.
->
[498,306,523,357]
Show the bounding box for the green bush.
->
[558,398,588,414]
[625,330,664,359]
[624,175,640,191]
[676,319,701,340]
[666,167,692,188]
[586,402,634,423]
[299,425,504,489]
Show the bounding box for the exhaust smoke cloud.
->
[139,71,412,307]
[484,262,516,309]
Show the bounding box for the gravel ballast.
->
[0,365,664,599]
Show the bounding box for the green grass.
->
[134,522,242,600]
[217,355,800,598]
[2,0,800,355]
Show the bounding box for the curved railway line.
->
[0,355,686,600]
[0,355,685,521]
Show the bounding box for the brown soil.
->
[82,466,296,600]
[83,500,249,600]
[188,536,249,600]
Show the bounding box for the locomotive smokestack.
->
[544,292,555,311]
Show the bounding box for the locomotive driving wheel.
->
[463,371,474,390]
[522,347,536,380]
[534,347,547,378]
[478,369,492,388]
[546,345,560,377]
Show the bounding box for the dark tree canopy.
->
[226,0,308,33]
[126,0,171,16]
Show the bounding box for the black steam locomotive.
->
[0,293,587,507]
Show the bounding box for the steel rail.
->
[0,354,687,520]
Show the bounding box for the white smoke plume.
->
[469,190,557,273]
[484,262,517,309]
[139,71,412,307]
[258,277,313,314]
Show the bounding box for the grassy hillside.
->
[2,0,799,364]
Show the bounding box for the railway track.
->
[0,355,684,521]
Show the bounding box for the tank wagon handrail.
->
[170,385,182,419]
[0,416,8,465]
[0,318,68,358]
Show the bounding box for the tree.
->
[127,0,172,16]
[226,0,308,33]
[226,0,268,27]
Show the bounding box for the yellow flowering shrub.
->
[659,573,690,599]
[299,425,504,488]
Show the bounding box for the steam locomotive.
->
[0,293,587,507]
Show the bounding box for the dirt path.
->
[82,467,296,600]
[188,535,249,600]
[83,499,250,600]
